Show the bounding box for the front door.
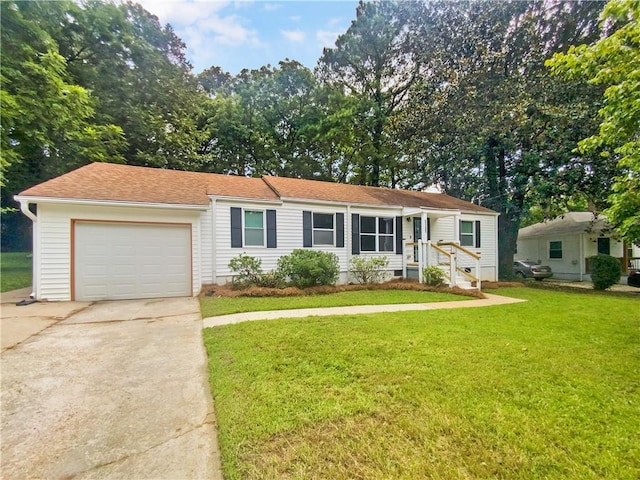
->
[413,217,421,262]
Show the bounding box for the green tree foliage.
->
[0,1,125,189]
[400,0,607,278]
[547,0,640,243]
[317,0,421,186]
[44,0,208,171]
[199,61,342,180]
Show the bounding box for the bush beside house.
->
[588,254,621,290]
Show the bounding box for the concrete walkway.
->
[1,294,223,480]
[203,293,526,327]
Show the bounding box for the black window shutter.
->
[336,213,345,247]
[459,219,463,243]
[351,213,360,254]
[267,210,277,248]
[395,216,403,254]
[231,207,242,248]
[475,220,481,248]
[303,211,312,247]
[427,218,431,241]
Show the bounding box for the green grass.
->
[200,289,468,317]
[1,252,32,292]
[203,287,640,480]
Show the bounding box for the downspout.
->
[346,204,351,284]
[579,232,584,281]
[211,198,217,285]
[18,199,38,299]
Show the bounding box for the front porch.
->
[404,240,482,290]
[399,209,484,290]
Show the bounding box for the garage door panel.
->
[75,222,191,301]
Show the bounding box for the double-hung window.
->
[230,207,277,248]
[460,221,475,247]
[360,216,394,252]
[244,210,264,246]
[459,220,481,248]
[549,240,563,259]
[313,213,334,246]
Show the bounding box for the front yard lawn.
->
[203,287,640,480]
[1,252,32,293]
[200,289,469,317]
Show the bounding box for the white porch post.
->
[418,239,424,283]
[450,250,457,287]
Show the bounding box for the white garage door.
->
[74,222,191,301]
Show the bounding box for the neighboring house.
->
[516,212,640,282]
[16,163,499,301]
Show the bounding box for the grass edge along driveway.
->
[203,287,640,480]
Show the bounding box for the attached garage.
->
[73,221,192,301]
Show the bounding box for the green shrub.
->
[278,249,339,288]
[349,256,389,284]
[588,254,621,290]
[423,266,447,287]
[228,254,285,288]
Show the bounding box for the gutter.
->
[17,199,37,299]
[13,195,208,211]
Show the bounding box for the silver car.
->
[513,260,553,281]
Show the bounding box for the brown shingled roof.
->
[263,176,494,214]
[18,163,279,205]
[18,163,495,214]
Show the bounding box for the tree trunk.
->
[497,210,520,280]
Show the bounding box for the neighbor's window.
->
[244,210,264,246]
[549,240,563,259]
[460,220,475,247]
[313,213,334,246]
[360,216,394,252]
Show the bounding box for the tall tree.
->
[400,0,607,278]
[199,61,344,180]
[0,1,124,189]
[547,0,640,243]
[41,0,207,171]
[317,0,421,186]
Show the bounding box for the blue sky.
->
[137,0,360,74]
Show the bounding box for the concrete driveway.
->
[1,292,223,480]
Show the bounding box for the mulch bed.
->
[201,278,487,299]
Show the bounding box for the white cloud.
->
[316,29,343,49]
[281,29,306,42]
[263,3,282,11]
[137,0,262,72]
[289,15,301,22]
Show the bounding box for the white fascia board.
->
[14,195,208,211]
[404,207,462,217]
[208,195,282,205]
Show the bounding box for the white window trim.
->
[312,212,335,246]
[460,220,475,247]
